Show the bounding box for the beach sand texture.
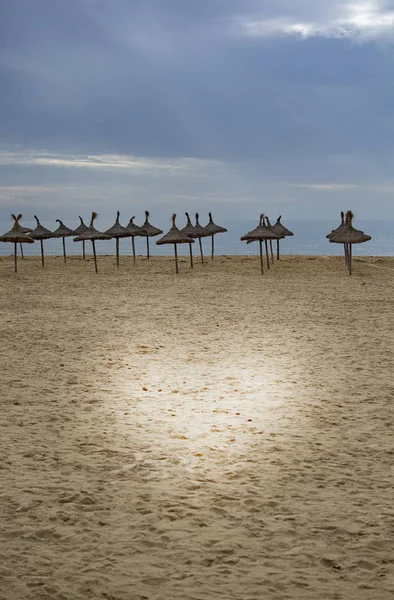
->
[1,255,393,600]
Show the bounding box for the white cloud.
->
[239,1,394,41]
[0,150,222,174]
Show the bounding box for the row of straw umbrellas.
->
[0,211,229,273]
[2,209,368,276]
[0,210,294,274]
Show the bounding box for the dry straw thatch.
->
[73,216,89,259]
[52,219,76,264]
[29,216,55,268]
[0,214,34,273]
[328,210,371,275]
[204,212,228,260]
[270,216,293,260]
[125,216,146,263]
[73,212,111,273]
[141,211,163,259]
[156,214,194,274]
[104,211,131,267]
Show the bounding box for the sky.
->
[1,0,394,228]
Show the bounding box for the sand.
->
[1,253,393,600]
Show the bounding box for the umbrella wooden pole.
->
[348,244,352,275]
[211,235,214,260]
[259,240,264,275]
[14,242,18,273]
[116,238,120,267]
[199,237,204,264]
[82,240,86,260]
[62,237,67,263]
[131,237,136,263]
[269,239,274,264]
[276,239,280,260]
[40,239,45,268]
[174,243,179,274]
[146,236,150,259]
[264,240,270,269]
[188,242,193,268]
[92,240,98,273]
[20,243,24,260]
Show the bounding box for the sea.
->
[0,219,393,258]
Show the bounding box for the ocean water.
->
[0,219,393,258]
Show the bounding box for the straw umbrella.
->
[52,219,75,264]
[271,216,294,260]
[264,216,282,264]
[29,215,55,268]
[180,212,196,268]
[245,215,281,270]
[326,211,365,266]
[241,214,267,274]
[204,212,228,259]
[18,223,32,259]
[125,216,146,263]
[192,213,210,264]
[73,216,89,259]
[105,211,131,267]
[141,211,163,259]
[73,212,111,273]
[329,210,371,275]
[0,214,34,273]
[156,214,194,274]
[327,212,349,265]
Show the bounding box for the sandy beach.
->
[1,254,393,600]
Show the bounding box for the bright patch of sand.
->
[1,254,393,600]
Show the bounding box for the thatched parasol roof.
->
[271,216,294,237]
[19,225,33,234]
[192,213,210,238]
[204,212,227,235]
[329,211,371,245]
[241,214,264,241]
[52,219,75,238]
[105,211,131,238]
[73,216,89,235]
[29,216,55,240]
[327,212,346,240]
[265,216,284,237]
[242,215,282,241]
[180,212,195,236]
[142,211,163,237]
[0,214,34,244]
[125,216,146,236]
[73,212,111,242]
[156,214,195,245]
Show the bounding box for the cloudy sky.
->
[1,0,394,226]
